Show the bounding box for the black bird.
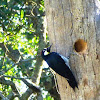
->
[41,45,78,90]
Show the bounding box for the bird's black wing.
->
[46,52,78,90]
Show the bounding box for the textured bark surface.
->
[45,0,100,100]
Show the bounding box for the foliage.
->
[0,0,58,100]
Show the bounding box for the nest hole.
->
[74,39,87,54]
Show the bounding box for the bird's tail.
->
[67,78,78,91]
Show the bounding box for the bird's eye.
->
[43,50,45,52]
[43,49,47,52]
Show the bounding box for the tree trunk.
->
[44,0,100,100]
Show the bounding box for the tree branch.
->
[20,79,41,100]
[0,76,20,98]
[0,43,21,63]
[32,33,46,84]
[3,75,32,80]
[7,92,17,100]
[20,88,33,100]
[0,91,9,100]
[0,63,18,76]
[0,57,36,76]
[21,78,41,93]
[0,76,41,100]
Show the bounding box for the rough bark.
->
[44,0,100,100]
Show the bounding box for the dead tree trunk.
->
[44,0,100,100]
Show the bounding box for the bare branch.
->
[21,78,41,93]
[21,57,36,62]
[3,75,32,80]
[20,78,41,100]
[21,89,43,100]
[7,92,16,100]
[20,88,33,100]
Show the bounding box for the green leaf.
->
[20,9,24,19]
[30,23,33,28]
[14,14,18,17]
[6,36,9,40]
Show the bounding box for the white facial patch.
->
[44,50,50,55]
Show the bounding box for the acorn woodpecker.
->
[41,45,78,90]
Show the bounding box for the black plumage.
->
[41,46,78,90]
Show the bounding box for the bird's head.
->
[41,44,52,56]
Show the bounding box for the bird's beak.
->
[47,44,53,52]
[49,44,52,49]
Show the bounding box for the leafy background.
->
[0,0,60,100]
